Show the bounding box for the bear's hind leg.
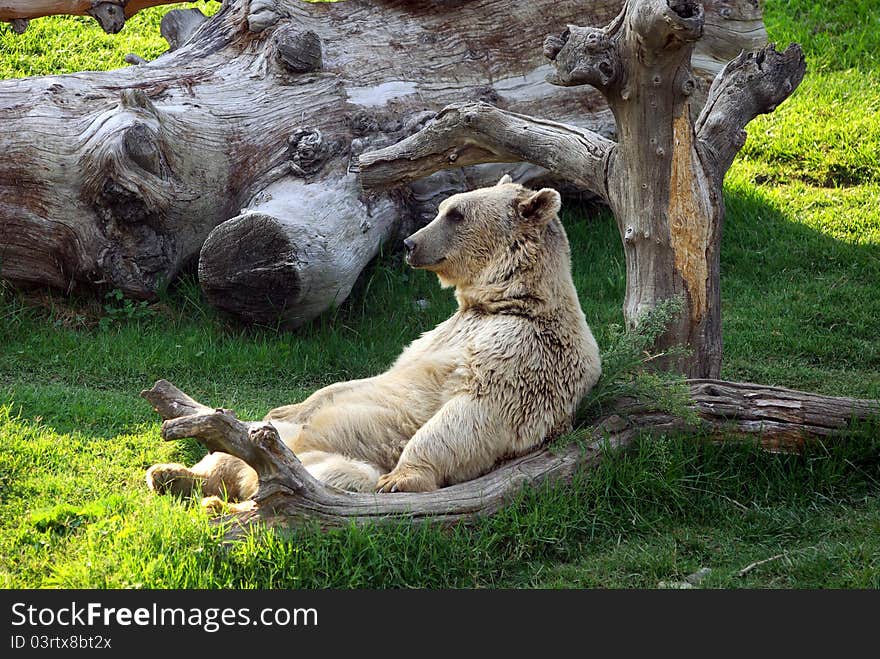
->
[146,452,258,502]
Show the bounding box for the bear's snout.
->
[403,237,417,264]
[402,223,450,270]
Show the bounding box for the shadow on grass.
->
[554,184,880,398]
[720,182,880,396]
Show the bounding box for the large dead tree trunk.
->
[142,379,878,535]
[0,0,764,328]
[358,0,804,377]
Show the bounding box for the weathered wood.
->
[141,379,878,533]
[198,175,398,327]
[0,0,764,329]
[0,0,204,33]
[355,103,614,199]
[159,6,208,52]
[359,0,804,377]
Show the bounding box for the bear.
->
[146,175,601,502]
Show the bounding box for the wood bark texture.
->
[358,0,805,377]
[142,379,878,535]
[1,0,764,328]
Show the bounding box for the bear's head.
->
[403,175,563,289]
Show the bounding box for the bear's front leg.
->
[376,395,511,493]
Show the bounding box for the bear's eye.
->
[446,208,464,223]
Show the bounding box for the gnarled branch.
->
[696,43,807,178]
[141,379,878,535]
[357,102,615,201]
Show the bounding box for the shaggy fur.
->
[146,176,601,500]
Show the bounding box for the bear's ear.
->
[496,173,513,186]
[518,188,561,224]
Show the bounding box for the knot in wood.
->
[122,123,162,176]
[546,25,617,88]
[276,28,323,73]
[287,128,327,174]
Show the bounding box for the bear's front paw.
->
[376,465,439,493]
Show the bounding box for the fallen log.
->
[0,0,765,328]
[141,379,878,534]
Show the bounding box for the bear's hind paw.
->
[376,466,439,493]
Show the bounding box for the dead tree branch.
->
[141,379,878,535]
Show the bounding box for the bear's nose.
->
[403,238,416,254]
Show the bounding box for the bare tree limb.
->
[141,379,878,536]
[696,43,807,178]
[357,102,615,201]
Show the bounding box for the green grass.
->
[0,2,220,78]
[1,1,879,588]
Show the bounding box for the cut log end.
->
[198,212,304,326]
[140,379,216,420]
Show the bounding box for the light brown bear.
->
[146,175,601,500]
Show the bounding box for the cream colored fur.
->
[146,177,601,500]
